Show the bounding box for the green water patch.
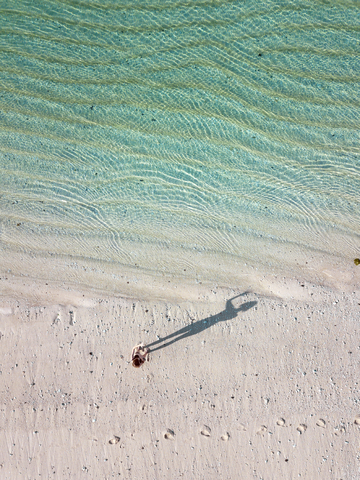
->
[0,0,359,291]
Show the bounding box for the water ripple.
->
[0,0,359,291]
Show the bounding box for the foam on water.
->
[0,0,359,297]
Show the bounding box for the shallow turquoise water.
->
[0,0,359,292]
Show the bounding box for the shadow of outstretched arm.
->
[146,292,257,353]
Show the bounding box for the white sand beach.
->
[1,267,360,479]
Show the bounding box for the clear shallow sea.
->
[0,0,359,295]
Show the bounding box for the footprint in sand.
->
[316,418,326,428]
[256,425,267,435]
[200,426,211,437]
[164,429,175,440]
[276,418,286,427]
[108,436,120,445]
[297,424,307,434]
[220,433,230,441]
[237,423,246,432]
[334,425,346,435]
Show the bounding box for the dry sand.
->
[0,271,360,479]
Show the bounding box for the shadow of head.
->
[237,300,257,312]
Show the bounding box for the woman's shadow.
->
[146,292,257,353]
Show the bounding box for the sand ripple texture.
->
[0,0,359,293]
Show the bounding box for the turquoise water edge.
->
[0,0,359,295]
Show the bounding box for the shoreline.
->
[1,239,359,307]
